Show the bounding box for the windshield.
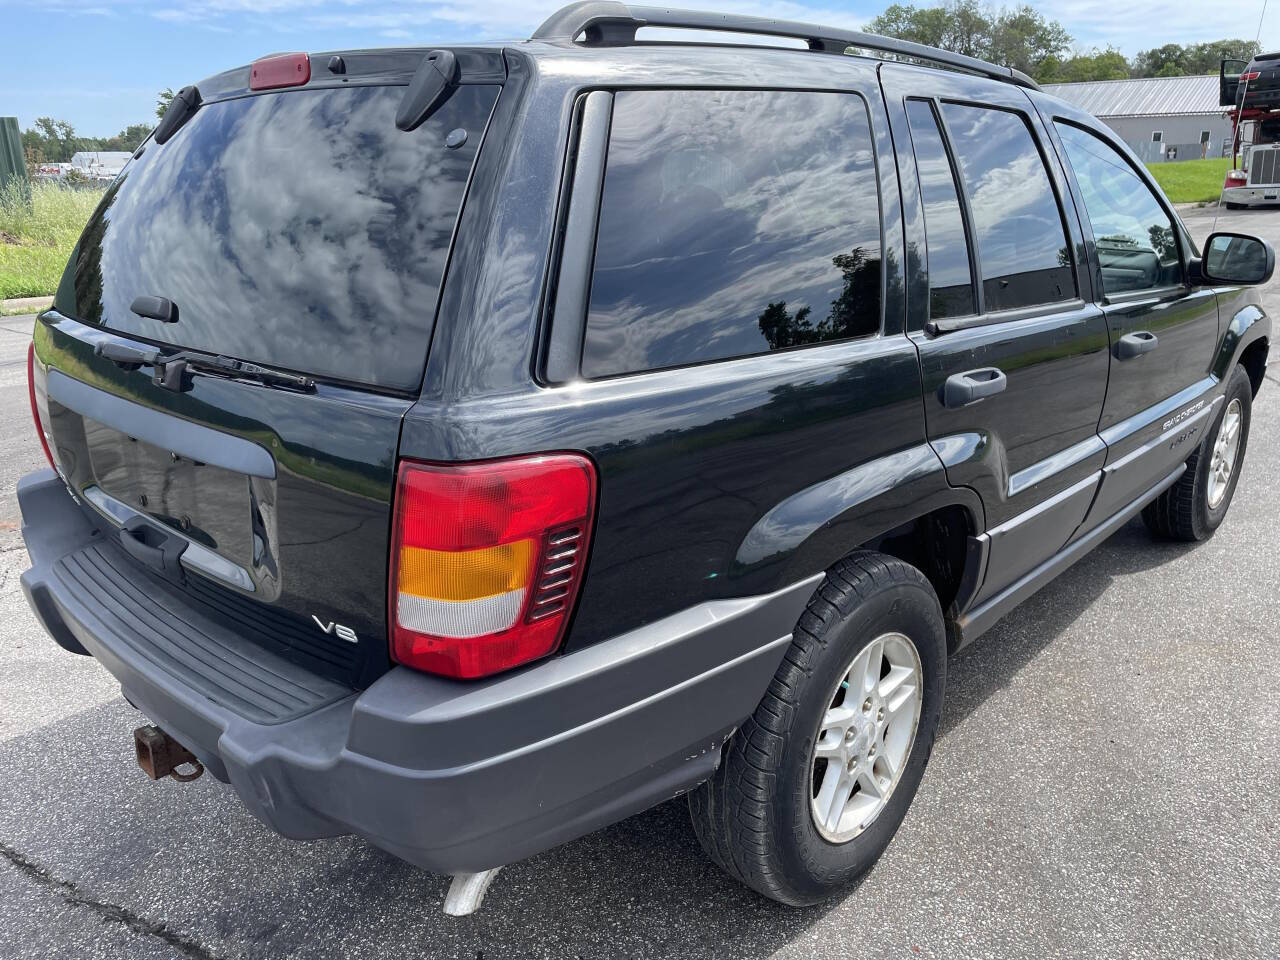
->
[55,82,499,392]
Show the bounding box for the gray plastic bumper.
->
[18,470,820,874]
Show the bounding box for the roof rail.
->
[532,2,1040,91]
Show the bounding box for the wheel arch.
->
[1212,296,1271,393]
[731,443,986,654]
[1239,336,1269,397]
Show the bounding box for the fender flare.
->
[1212,300,1271,383]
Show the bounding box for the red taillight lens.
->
[250,53,311,90]
[1242,71,1262,82]
[27,342,56,471]
[389,454,598,679]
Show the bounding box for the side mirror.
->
[1196,232,1275,286]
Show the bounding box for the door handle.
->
[119,516,188,581]
[1116,330,1158,360]
[942,367,1007,408]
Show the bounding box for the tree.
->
[32,117,78,162]
[21,118,154,166]
[1131,39,1262,78]
[103,123,154,151]
[867,1,1072,79]
[986,5,1071,76]
[157,88,175,120]
[1039,47,1130,83]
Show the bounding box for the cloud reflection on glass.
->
[583,89,883,378]
[63,84,498,392]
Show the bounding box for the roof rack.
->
[532,2,1040,91]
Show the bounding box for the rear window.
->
[57,83,499,392]
[581,89,882,378]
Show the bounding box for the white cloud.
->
[1033,0,1276,54]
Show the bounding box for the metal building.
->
[1042,75,1231,162]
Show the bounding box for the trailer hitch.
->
[134,725,204,782]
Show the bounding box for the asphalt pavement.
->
[0,206,1276,959]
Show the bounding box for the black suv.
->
[1221,50,1280,110]
[18,2,1275,913]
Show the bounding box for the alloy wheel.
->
[1207,398,1243,510]
[810,632,923,843]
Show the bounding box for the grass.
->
[0,178,104,300]
[1145,157,1231,205]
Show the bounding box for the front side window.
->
[582,89,883,378]
[905,99,976,320]
[941,103,1075,312]
[1055,122,1183,295]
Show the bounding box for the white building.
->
[70,151,132,180]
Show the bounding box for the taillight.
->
[27,342,56,471]
[1242,71,1262,82]
[389,454,597,679]
[250,53,311,90]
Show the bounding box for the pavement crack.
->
[0,840,225,960]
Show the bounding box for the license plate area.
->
[85,417,252,563]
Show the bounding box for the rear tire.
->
[689,552,946,905]
[1224,201,1246,210]
[1142,365,1252,542]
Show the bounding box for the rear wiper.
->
[95,342,314,392]
[178,353,315,391]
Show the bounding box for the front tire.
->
[689,552,946,905]
[1143,364,1252,542]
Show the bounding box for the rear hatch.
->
[33,48,504,690]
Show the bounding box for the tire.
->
[689,551,946,905]
[1225,201,1246,210]
[1142,364,1252,542]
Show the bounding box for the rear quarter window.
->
[581,89,883,378]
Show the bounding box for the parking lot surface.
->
[0,206,1277,959]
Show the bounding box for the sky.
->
[4,0,1277,137]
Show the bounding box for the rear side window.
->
[904,99,976,320]
[582,89,882,378]
[1054,122,1183,295]
[58,83,499,392]
[941,103,1075,312]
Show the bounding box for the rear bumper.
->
[19,470,817,874]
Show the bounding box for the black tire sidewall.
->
[772,577,946,899]
[1194,367,1252,535]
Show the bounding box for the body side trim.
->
[1007,434,1104,498]
[954,464,1185,647]
[1098,375,1218,451]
